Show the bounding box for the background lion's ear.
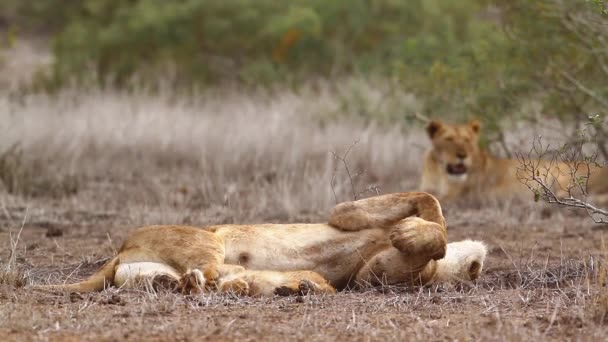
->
[426,120,443,138]
[469,119,481,134]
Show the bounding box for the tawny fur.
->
[420,119,608,201]
[32,192,487,296]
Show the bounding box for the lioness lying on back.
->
[420,119,608,201]
[33,193,487,296]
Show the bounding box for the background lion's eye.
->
[445,136,454,142]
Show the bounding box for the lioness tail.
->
[32,257,120,293]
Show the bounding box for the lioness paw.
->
[179,269,206,294]
[274,283,301,296]
[274,279,333,296]
[151,274,180,292]
[389,217,447,260]
[299,279,336,295]
[202,265,220,290]
[219,278,250,296]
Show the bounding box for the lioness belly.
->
[214,224,389,285]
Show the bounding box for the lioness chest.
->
[213,224,390,285]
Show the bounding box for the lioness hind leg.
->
[329,192,446,231]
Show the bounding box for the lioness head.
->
[425,119,481,182]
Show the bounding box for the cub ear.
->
[426,120,443,138]
[469,119,481,134]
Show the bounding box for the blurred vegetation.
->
[0,144,79,198]
[6,0,504,86]
[487,0,608,155]
[2,0,607,146]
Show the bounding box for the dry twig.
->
[329,139,380,203]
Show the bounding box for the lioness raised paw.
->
[389,217,447,260]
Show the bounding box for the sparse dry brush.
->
[0,84,423,220]
[516,119,608,224]
[2,86,608,340]
[0,212,28,288]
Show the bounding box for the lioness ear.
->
[469,119,481,134]
[426,120,443,138]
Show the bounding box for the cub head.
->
[426,119,481,182]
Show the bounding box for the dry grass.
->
[1,84,608,340]
[0,85,423,222]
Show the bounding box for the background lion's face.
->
[426,119,481,182]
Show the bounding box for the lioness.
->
[420,119,608,201]
[33,193,487,296]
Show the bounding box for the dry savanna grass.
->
[1,85,608,341]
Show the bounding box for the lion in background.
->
[33,192,487,296]
[420,119,608,202]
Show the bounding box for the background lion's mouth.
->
[446,163,468,175]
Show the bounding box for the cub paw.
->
[389,217,446,260]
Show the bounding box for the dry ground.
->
[1,88,608,341]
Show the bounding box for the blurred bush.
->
[3,0,607,144]
[484,0,608,154]
[7,1,500,85]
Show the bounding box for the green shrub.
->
[9,1,500,86]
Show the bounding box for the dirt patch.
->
[2,193,608,341]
